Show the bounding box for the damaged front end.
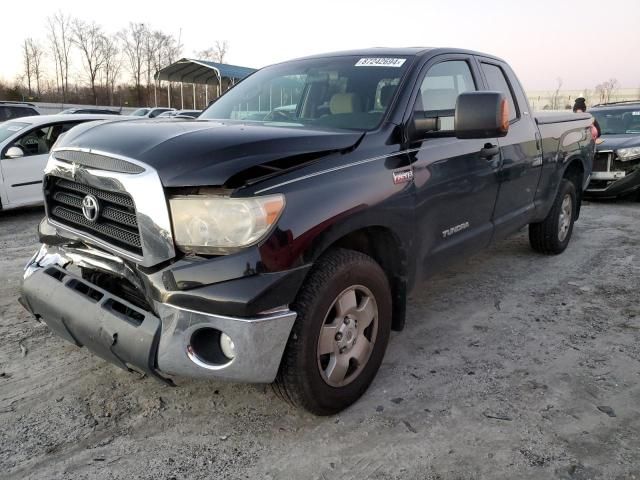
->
[20,219,300,385]
[586,149,640,198]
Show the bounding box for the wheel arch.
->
[304,220,410,332]
[562,156,586,219]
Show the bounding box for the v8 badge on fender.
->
[392,168,414,185]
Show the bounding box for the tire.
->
[273,248,392,415]
[529,178,577,254]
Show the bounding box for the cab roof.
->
[277,47,504,65]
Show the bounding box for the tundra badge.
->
[442,222,470,238]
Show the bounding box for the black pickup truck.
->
[20,48,595,414]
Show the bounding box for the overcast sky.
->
[2,0,638,91]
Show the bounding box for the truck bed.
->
[534,111,592,125]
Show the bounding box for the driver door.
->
[1,123,71,207]
[408,57,502,277]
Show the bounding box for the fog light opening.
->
[220,333,236,360]
[188,328,233,367]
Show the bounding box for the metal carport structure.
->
[154,58,256,109]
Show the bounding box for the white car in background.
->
[156,109,202,118]
[130,107,175,118]
[0,114,126,211]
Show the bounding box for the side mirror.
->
[5,146,25,159]
[455,91,509,139]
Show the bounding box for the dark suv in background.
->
[0,101,39,121]
[587,101,640,199]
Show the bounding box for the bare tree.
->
[195,40,230,63]
[28,39,45,98]
[156,31,182,108]
[165,32,182,65]
[72,19,107,105]
[102,34,122,106]
[605,78,619,103]
[147,31,173,106]
[214,40,229,63]
[595,78,619,104]
[48,12,73,102]
[119,22,148,105]
[549,77,563,110]
[144,30,167,105]
[22,40,33,96]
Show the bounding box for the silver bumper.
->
[21,245,297,383]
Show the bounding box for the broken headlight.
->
[617,147,640,161]
[169,194,285,254]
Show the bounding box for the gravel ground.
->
[1,200,639,480]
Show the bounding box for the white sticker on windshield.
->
[355,58,406,67]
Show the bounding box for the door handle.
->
[480,143,500,160]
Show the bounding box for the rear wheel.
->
[529,179,577,254]
[273,249,392,415]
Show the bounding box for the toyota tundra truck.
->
[20,48,595,415]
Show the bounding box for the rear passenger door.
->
[408,56,502,278]
[477,58,542,237]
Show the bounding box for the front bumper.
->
[20,245,297,383]
[586,153,640,198]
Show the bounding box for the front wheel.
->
[273,249,392,415]
[529,178,577,254]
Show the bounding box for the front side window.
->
[200,55,410,131]
[9,123,73,157]
[12,126,52,156]
[480,63,518,122]
[413,60,476,132]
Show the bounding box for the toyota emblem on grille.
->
[81,194,100,222]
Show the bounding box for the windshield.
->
[131,108,150,116]
[0,121,30,143]
[200,55,410,131]
[592,107,640,135]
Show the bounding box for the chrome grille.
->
[45,176,142,255]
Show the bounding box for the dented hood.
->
[57,118,363,187]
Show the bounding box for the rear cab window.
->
[480,62,518,122]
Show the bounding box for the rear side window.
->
[480,63,517,122]
[8,107,36,119]
[414,60,476,132]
